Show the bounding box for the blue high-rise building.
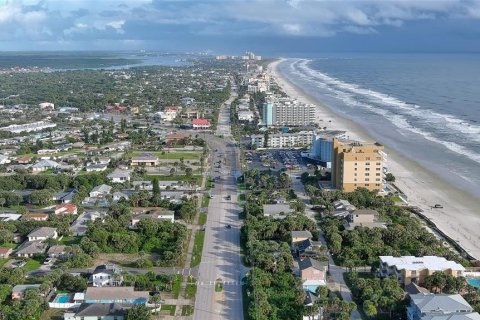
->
[310,131,346,168]
[262,102,274,126]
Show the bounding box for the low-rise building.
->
[379,256,466,286]
[0,247,12,258]
[47,245,67,258]
[21,213,49,221]
[64,303,132,320]
[343,209,386,230]
[107,169,131,183]
[85,163,108,172]
[11,284,41,300]
[0,213,21,221]
[130,207,175,226]
[31,159,60,172]
[84,287,149,305]
[263,203,295,219]
[407,293,480,320]
[192,118,211,130]
[131,154,159,167]
[55,203,78,215]
[70,211,107,236]
[251,131,314,149]
[292,230,313,244]
[27,227,58,241]
[15,241,46,257]
[299,258,328,293]
[89,184,112,198]
[91,264,123,287]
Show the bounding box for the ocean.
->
[278,54,480,199]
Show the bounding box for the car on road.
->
[226,224,232,229]
[226,195,231,200]
[433,204,444,209]
[43,258,55,265]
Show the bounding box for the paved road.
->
[193,86,244,320]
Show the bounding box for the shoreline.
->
[269,58,480,261]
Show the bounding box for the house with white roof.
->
[379,256,465,286]
[107,169,131,183]
[27,227,58,241]
[89,184,112,198]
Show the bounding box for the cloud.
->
[0,0,479,50]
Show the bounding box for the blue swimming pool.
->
[467,278,480,289]
[54,294,70,303]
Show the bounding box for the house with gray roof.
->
[27,227,58,241]
[107,169,131,183]
[407,293,480,320]
[131,153,159,167]
[12,284,41,300]
[89,184,112,198]
[263,204,295,219]
[64,303,132,320]
[15,241,46,258]
[31,159,60,172]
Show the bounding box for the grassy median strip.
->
[201,194,210,208]
[190,230,205,267]
[172,275,183,299]
[181,305,194,316]
[198,212,207,225]
[185,277,197,299]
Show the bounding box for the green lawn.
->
[172,275,182,299]
[198,212,207,225]
[201,194,210,208]
[0,259,9,268]
[185,282,197,299]
[181,305,194,316]
[0,243,18,249]
[58,236,82,245]
[205,176,213,190]
[23,258,42,271]
[160,304,177,316]
[190,231,205,268]
[215,282,223,292]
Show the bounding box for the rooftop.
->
[73,303,132,317]
[380,256,465,271]
[85,286,149,301]
[28,227,57,237]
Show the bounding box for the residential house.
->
[31,159,60,172]
[130,154,159,167]
[64,303,132,320]
[53,189,77,204]
[299,258,329,293]
[91,264,123,287]
[21,213,49,221]
[303,291,322,320]
[263,203,295,219]
[47,245,67,259]
[55,203,78,215]
[70,211,107,236]
[130,207,175,226]
[332,199,356,216]
[165,132,189,145]
[89,184,112,198]
[107,169,131,183]
[15,241,46,257]
[85,163,108,172]
[343,209,386,230]
[192,118,211,130]
[0,247,12,258]
[132,180,153,190]
[0,154,10,165]
[16,155,32,164]
[292,231,313,244]
[11,284,41,300]
[407,293,480,320]
[379,256,465,286]
[0,213,21,221]
[84,287,149,304]
[27,227,58,241]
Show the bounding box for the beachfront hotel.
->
[261,96,316,127]
[331,138,386,192]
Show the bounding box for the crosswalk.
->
[196,280,243,286]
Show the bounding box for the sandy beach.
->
[269,58,480,261]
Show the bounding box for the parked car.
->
[11,260,27,268]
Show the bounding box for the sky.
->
[0,0,480,54]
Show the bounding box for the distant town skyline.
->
[0,0,480,53]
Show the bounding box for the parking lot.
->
[245,149,314,173]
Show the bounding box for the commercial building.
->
[407,293,480,320]
[192,118,211,130]
[251,131,314,149]
[331,138,386,192]
[379,256,465,286]
[309,130,347,168]
[261,97,316,127]
[0,121,56,133]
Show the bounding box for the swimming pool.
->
[54,294,70,303]
[467,278,480,289]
